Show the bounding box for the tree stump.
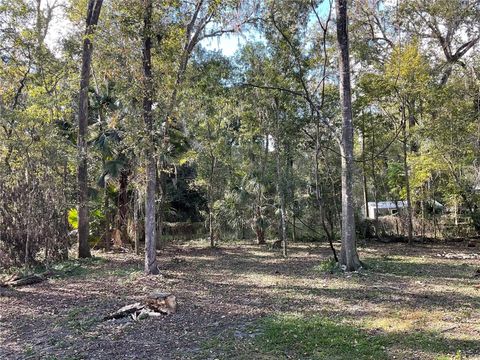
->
[144,292,177,314]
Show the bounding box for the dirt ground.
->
[1,240,479,360]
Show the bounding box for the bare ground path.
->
[1,241,479,359]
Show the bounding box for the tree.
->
[400,0,480,85]
[142,0,158,275]
[77,0,104,258]
[335,0,362,271]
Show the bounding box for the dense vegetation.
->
[1,1,480,359]
[1,0,480,271]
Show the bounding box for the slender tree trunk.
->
[25,167,31,268]
[421,198,425,240]
[208,155,216,248]
[100,131,110,250]
[142,0,159,275]
[62,161,69,260]
[361,123,369,219]
[117,166,130,247]
[314,119,338,262]
[209,209,214,247]
[335,0,361,271]
[370,130,381,238]
[273,98,287,257]
[77,0,103,259]
[134,189,140,255]
[255,133,268,245]
[361,128,369,240]
[255,203,265,244]
[292,214,296,243]
[276,138,288,258]
[401,107,414,244]
[156,161,165,249]
[277,158,288,257]
[103,182,110,251]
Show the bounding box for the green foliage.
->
[2,0,480,266]
[68,208,79,230]
[314,257,338,274]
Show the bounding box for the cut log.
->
[103,302,145,320]
[144,292,177,314]
[104,292,176,321]
[1,274,45,287]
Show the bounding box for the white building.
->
[364,200,443,219]
[365,201,407,219]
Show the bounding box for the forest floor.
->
[1,240,480,360]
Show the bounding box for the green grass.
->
[364,256,474,279]
[51,257,140,281]
[65,306,99,334]
[313,257,339,274]
[255,314,388,360]
[201,314,477,360]
[0,257,107,282]
[50,257,106,278]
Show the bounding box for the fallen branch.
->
[0,273,45,287]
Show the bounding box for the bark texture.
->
[335,0,361,271]
[142,0,159,275]
[77,0,104,258]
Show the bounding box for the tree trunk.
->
[62,161,69,260]
[279,188,287,258]
[335,0,361,271]
[255,133,268,245]
[275,137,287,258]
[361,124,369,219]
[370,129,380,229]
[77,0,103,259]
[314,119,338,262]
[142,0,159,275]
[25,168,31,268]
[134,189,140,255]
[156,161,166,249]
[401,106,414,244]
[273,98,287,258]
[104,182,110,251]
[117,166,130,247]
[208,155,216,248]
[209,209,214,247]
[292,214,296,243]
[255,204,265,245]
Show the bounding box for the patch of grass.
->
[314,257,339,274]
[257,314,388,359]
[201,314,478,359]
[364,256,473,279]
[24,345,35,356]
[51,257,107,279]
[436,351,464,360]
[104,264,142,279]
[65,307,99,334]
[1,257,107,280]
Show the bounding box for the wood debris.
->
[0,273,45,287]
[104,292,176,321]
